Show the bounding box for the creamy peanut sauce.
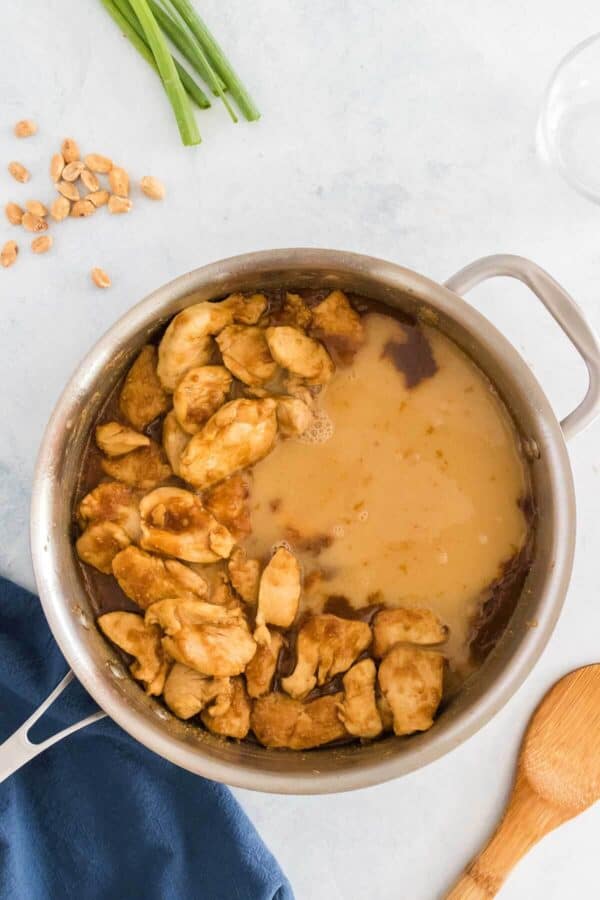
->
[245,313,530,678]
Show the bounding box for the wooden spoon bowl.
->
[446,664,600,898]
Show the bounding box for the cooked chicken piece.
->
[77,481,140,540]
[310,290,365,364]
[145,597,246,633]
[251,693,348,749]
[270,292,312,330]
[221,292,268,325]
[377,694,394,732]
[204,472,251,539]
[162,623,256,677]
[209,571,240,607]
[147,595,253,680]
[337,659,382,738]
[95,422,150,457]
[173,366,232,435]
[112,546,208,609]
[283,376,318,407]
[377,645,445,736]
[276,396,313,437]
[245,630,284,698]
[119,345,170,429]
[98,611,168,695]
[76,521,132,574]
[179,398,278,489]
[157,294,268,392]
[101,440,172,491]
[139,487,234,564]
[157,305,227,393]
[216,325,279,386]
[372,608,447,658]
[227,546,260,604]
[281,614,372,699]
[254,547,301,643]
[162,409,190,476]
[265,326,334,385]
[163,663,232,719]
[201,677,251,738]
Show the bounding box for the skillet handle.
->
[0,670,106,784]
[444,254,600,441]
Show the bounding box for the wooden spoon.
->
[446,664,600,899]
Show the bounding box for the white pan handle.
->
[0,670,106,783]
[445,254,600,441]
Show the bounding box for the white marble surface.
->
[2,1,600,897]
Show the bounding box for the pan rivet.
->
[107,661,125,679]
[73,605,90,629]
[523,438,540,460]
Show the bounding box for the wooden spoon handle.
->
[445,776,565,899]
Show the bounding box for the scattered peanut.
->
[140,176,165,201]
[50,153,65,182]
[61,138,80,163]
[62,160,85,182]
[87,189,109,208]
[91,267,111,288]
[57,180,80,202]
[31,235,53,254]
[8,161,30,183]
[22,212,48,233]
[1,240,18,268]
[108,195,132,214]
[71,199,96,218]
[109,166,129,197]
[14,119,37,138]
[5,202,24,226]
[25,199,48,217]
[5,135,164,282]
[50,195,71,222]
[81,168,100,192]
[84,153,113,174]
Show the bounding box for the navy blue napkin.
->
[0,576,293,900]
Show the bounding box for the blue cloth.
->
[0,576,293,900]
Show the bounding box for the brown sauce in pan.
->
[75,289,534,703]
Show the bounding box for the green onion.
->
[156,0,238,123]
[127,0,200,146]
[163,0,260,121]
[111,0,210,108]
[150,0,224,93]
[104,0,210,111]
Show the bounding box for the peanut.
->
[140,176,165,200]
[8,161,30,183]
[109,166,129,197]
[31,235,53,254]
[57,180,80,202]
[61,138,80,163]
[62,160,85,182]
[81,168,100,192]
[25,200,48,217]
[50,196,71,222]
[50,153,65,182]
[5,203,24,225]
[108,195,132,214]
[91,267,111,288]
[22,212,48,233]
[87,190,109,208]
[1,240,18,268]
[85,154,113,174]
[14,119,37,138]
[71,199,96,218]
